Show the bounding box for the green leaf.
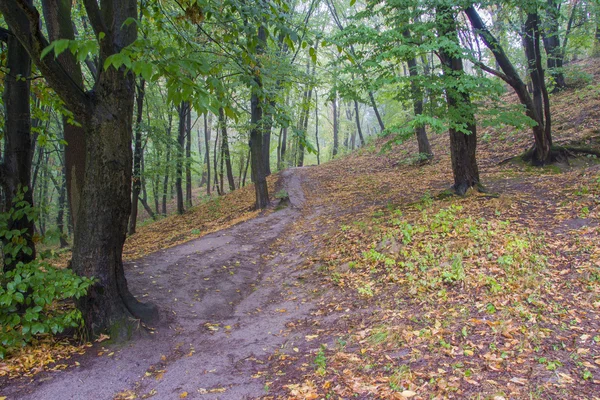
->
[309,47,317,63]
[54,39,70,57]
[41,43,55,60]
[350,0,356,5]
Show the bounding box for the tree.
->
[0,22,36,269]
[0,0,158,335]
[465,5,553,165]
[437,4,480,194]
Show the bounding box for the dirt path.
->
[4,169,317,400]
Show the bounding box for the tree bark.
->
[0,23,36,269]
[176,101,188,214]
[316,91,321,164]
[249,25,269,209]
[403,29,433,159]
[218,107,236,192]
[437,5,479,195]
[0,0,159,334]
[162,112,173,215]
[465,6,552,165]
[128,79,145,235]
[203,113,211,196]
[332,95,339,157]
[542,0,566,90]
[185,104,192,206]
[353,99,365,147]
[41,0,86,230]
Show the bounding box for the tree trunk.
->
[42,0,86,231]
[437,5,479,195]
[368,91,385,132]
[242,148,250,188]
[185,104,192,206]
[542,0,566,90]
[524,11,553,152]
[465,6,552,165]
[353,99,365,147]
[403,28,433,159]
[280,127,288,169]
[162,112,173,215]
[218,107,236,192]
[128,79,145,235]
[203,113,212,196]
[316,91,321,164]
[249,25,269,209]
[332,95,339,157]
[213,121,221,196]
[176,101,188,214]
[0,23,36,269]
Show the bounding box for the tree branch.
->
[474,60,511,83]
[0,0,90,115]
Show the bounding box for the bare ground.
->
[1,168,321,400]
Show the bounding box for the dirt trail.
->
[4,169,316,400]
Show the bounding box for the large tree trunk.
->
[0,25,36,269]
[0,0,159,334]
[465,6,552,165]
[42,0,86,230]
[437,5,479,195]
[249,25,269,209]
[128,79,145,235]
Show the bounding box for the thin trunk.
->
[403,29,433,159]
[128,79,145,235]
[185,104,192,206]
[276,127,282,170]
[368,91,385,132]
[437,5,480,195]
[204,113,212,196]
[162,112,173,215]
[176,102,187,214]
[353,99,365,147]
[280,127,288,168]
[316,91,321,165]
[332,95,339,157]
[242,148,251,188]
[218,107,236,192]
[213,121,221,196]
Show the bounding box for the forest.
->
[1,0,600,398]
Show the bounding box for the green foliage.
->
[0,260,93,358]
[0,193,94,359]
[0,188,37,266]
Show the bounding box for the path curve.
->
[5,168,315,400]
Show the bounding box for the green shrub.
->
[0,261,94,358]
[0,189,94,358]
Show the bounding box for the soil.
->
[1,168,318,400]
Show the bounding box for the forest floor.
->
[1,58,600,399]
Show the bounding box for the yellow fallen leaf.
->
[179,392,188,398]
